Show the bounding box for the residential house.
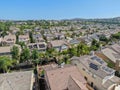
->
[9,26,20,35]
[28,42,47,52]
[54,33,65,40]
[44,64,88,90]
[0,71,35,90]
[0,45,21,57]
[1,34,16,46]
[71,55,120,90]
[110,44,120,54]
[80,36,92,46]
[89,34,100,41]
[68,39,80,46]
[48,40,69,51]
[101,48,120,64]
[44,34,55,41]
[0,46,11,56]
[18,34,30,44]
[33,33,45,43]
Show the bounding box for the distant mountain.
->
[1,17,120,24]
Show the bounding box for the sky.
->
[0,0,120,20]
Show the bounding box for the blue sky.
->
[0,0,120,20]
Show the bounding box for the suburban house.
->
[71,55,120,90]
[0,45,21,57]
[89,34,100,41]
[101,48,120,64]
[110,44,120,54]
[33,33,45,43]
[1,34,16,46]
[18,34,30,44]
[33,34,45,43]
[28,42,47,52]
[0,71,35,90]
[68,39,80,46]
[48,40,69,51]
[54,33,65,40]
[0,46,11,56]
[80,36,92,46]
[44,64,88,90]
[44,33,55,41]
[9,26,20,35]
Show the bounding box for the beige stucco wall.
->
[71,60,107,90]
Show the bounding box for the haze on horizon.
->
[0,0,120,20]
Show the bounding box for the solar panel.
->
[89,63,98,70]
[91,56,104,64]
[102,66,114,73]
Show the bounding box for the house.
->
[110,44,120,54]
[1,34,16,46]
[70,55,120,90]
[44,64,88,90]
[18,34,30,44]
[9,26,20,35]
[28,42,47,52]
[0,71,35,90]
[54,33,65,40]
[101,48,120,64]
[0,46,11,56]
[80,36,92,46]
[0,45,21,57]
[68,39,80,46]
[44,34,55,41]
[89,34,100,41]
[48,40,69,51]
[33,33,45,43]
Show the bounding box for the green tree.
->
[77,43,90,56]
[18,42,26,49]
[1,31,8,38]
[67,47,77,58]
[11,46,20,63]
[91,39,100,51]
[0,56,13,73]
[99,35,109,43]
[31,49,39,60]
[29,32,35,43]
[20,48,30,63]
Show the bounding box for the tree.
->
[0,56,13,73]
[31,49,39,60]
[46,48,57,58]
[18,42,26,49]
[67,47,77,58]
[20,48,30,63]
[1,31,8,37]
[77,43,90,56]
[11,46,20,63]
[99,35,109,43]
[91,39,100,51]
[111,32,120,40]
[29,32,35,43]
